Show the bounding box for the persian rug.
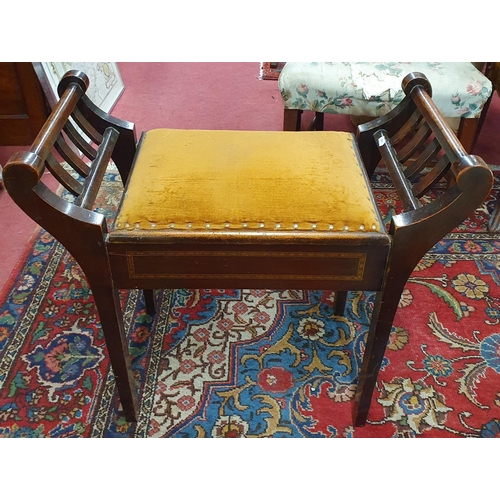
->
[260,62,285,80]
[0,166,499,438]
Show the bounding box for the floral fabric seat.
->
[278,62,492,119]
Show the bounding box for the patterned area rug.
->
[0,166,499,438]
[260,62,285,80]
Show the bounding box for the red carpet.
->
[0,166,498,437]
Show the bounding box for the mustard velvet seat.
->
[113,129,383,236]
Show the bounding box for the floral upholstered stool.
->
[278,62,492,152]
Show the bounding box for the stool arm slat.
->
[402,137,441,179]
[71,107,104,144]
[411,155,451,198]
[63,118,98,160]
[75,127,120,210]
[76,94,137,186]
[396,120,432,164]
[54,134,91,177]
[45,153,83,196]
[374,129,421,212]
[389,109,423,146]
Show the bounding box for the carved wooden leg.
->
[333,290,348,316]
[143,289,156,315]
[283,109,301,131]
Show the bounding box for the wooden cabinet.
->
[0,62,50,146]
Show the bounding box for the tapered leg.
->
[143,289,156,315]
[92,283,139,421]
[62,223,140,423]
[352,292,386,426]
[86,266,139,422]
[352,281,405,426]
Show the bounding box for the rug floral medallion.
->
[0,168,499,438]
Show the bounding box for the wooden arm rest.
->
[374,129,421,212]
[357,72,494,222]
[31,79,87,172]
[2,69,139,265]
[403,72,467,164]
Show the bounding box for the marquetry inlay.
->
[125,250,367,281]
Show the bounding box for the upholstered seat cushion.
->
[278,62,492,118]
[113,129,383,235]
